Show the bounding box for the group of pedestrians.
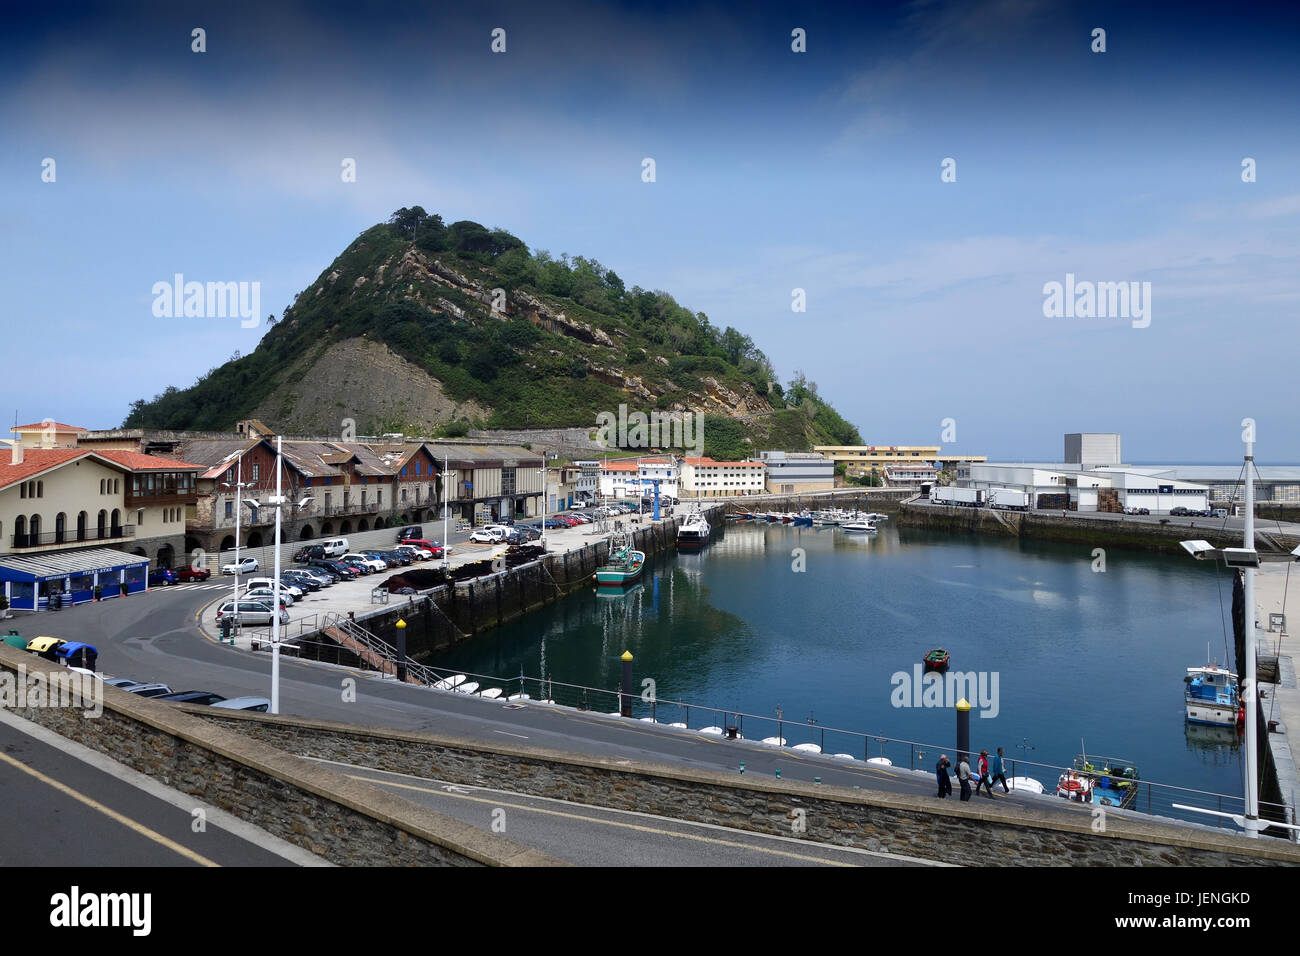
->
[935,747,1010,801]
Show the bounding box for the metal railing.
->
[11,526,135,548]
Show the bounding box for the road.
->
[0,709,318,866]
[9,584,1096,820]
[318,759,936,867]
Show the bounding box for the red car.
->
[175,565,212,582]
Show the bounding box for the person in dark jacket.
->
[990,747,1009,793]
[957,756,972,801]
[935,754,953,798]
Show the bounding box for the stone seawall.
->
[358,506,724,657]
[194,708,1300,867]
[898,501,1300,555]
[0,645,561,866]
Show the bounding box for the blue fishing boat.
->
[1185,663,1243,728]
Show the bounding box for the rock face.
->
[248,337,490,435]
[512,291,616,347]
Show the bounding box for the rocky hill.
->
[124,208,861,455]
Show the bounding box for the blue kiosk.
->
[0,548,149,612]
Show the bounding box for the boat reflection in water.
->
[1184,722,1243,767]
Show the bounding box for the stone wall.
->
[0,646,560,866]
[193,709,1300,867]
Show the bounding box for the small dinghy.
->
[760,736,788,747]
[698,726,724,735]
[1009,776,1044,794]
[455,681,480,695]
[478,687,503,700]
[792,743,822,754]
[866,757,893,766]
[434,674,467,690]
[832,753,857,761]
[923,648,950,672]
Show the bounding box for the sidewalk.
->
[1255,563,1300,823]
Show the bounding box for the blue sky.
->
[2,0,1297,460]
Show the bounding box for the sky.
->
[2,0,1297,461]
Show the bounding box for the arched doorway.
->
[358,519,369,532]
[157,544,175,569]
[247,531,263,548]
[29,514,41,543]
[220,535,236,552]
[299,525,314,540]
[55,512,66,544]
[184,536,202,555]
[340,520,352,534]
[77,511,88,541]
[97,510,107,539]
[13,515,26,548]
[110,509,121,537]
[321,522,334,536]
[374,516,385,529]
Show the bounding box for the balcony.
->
[10,526,136,550]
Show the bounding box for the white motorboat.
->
[676,510,711,549]
[841,520,877,533]
[1009,776,1045,794]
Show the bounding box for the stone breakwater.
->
[898,501,1300,556]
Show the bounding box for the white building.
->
[753,451,834,494]
[574,460,600,503]
[598,457,679,501]
[964,462,1209,513]
[679,458,765,498]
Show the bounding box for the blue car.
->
[148,567,178,586]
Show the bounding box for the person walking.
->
[990,746,1010,793]
[935,754,953,798]
[957,755,972,801]
[975,749,994,797]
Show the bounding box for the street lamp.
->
[219,457,254,613]
[1176,431,1300,839]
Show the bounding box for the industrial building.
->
[753,451,834,494]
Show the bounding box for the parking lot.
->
[196,501,689,648]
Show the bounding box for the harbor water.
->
[431,520,1243,797]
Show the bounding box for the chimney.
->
[10,442,22,465]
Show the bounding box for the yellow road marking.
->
[350,774,858,866]
[0,750,219,867]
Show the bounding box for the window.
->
[251,463,260,482]
[225,500,233,519]
[37,481,43,497]
[20,484,25,499]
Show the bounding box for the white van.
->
[322,538,349,557]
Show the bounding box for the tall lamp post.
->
[442,454,450,572]
[1177,424,1300,838]
[219,458,253,614]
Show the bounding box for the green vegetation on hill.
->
[125,207,861,451]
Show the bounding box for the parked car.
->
[396,544,432,561]
[396,525,423,543]
[321,538,350,558]
[243,587,293,607]
[1212,508,1228,518]
[216,600,290,626]
[342,553,386,573]
[221,556,259,575]
[159,691,227,705]
[1170,507,1189,517]
[124,683,174,698]
[211,696,271,712]
[516,525,541,541]
[294,544,326,563]
[102,677,142,689]
[469,528,503,543]
[400,538,445,558]
[301,561,341,582]
[280,570,322,591]
[361,550,401,568]
[309,558,358,579]
[246,577,303,599]
[175,565,212,582]
[148,567,178,587]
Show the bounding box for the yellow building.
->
[814,445,988,477]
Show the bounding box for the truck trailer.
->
[932,486,987,507]
[989,488,1031,511]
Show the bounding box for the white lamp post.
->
[442,454,450,571]
[1177,427,1300,839]
[220,458,252,615]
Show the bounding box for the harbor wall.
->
[196,708,1300,867]
[0,646,560,867]
[356,506,725,659]
[898,501,1300,556]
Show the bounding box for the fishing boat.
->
[923,648,950,671]
[791,511,813,527]
[594,533,646,588]
[1185,662,1244,728]
[676,510,711,549]
[1059,753,1141,808]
